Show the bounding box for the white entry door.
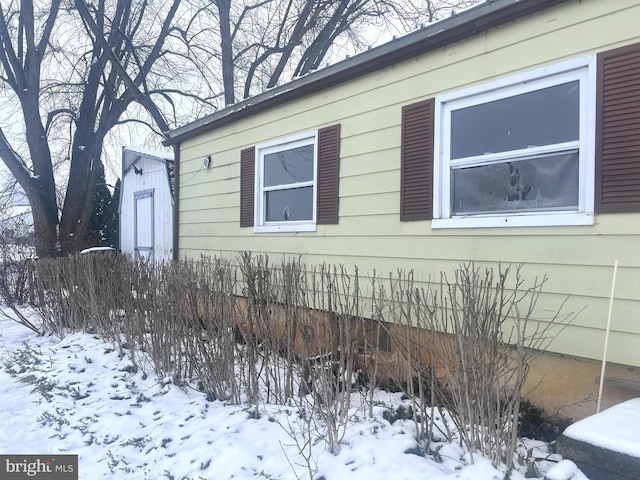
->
[134,190,154,261]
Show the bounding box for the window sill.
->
[254,223,317,233]
[431,212,594,229]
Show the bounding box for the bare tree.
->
[213,0,484,104]
[0,0,480,256]
[0,0,215,256]
[424,0,481,23]
[203,0,428,105]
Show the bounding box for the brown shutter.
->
[240,146,255,227]
[596,43,640,213]
[401,99,435,221]
[317,124,341,224]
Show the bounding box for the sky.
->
[0,306,598,480]
[0,0,486,194]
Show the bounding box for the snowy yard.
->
[0,308,589,480]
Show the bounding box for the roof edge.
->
[164,0,570,146]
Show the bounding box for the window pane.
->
[451,81,579,159]
[451,152,579,215]
[265,186,313,222]
[264,144,314,187]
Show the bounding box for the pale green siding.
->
[177,0,640,366]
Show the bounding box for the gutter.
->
[163,0,571,145]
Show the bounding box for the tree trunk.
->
[30,198,59,257]
[58,150,104,255]
[217,0,235,105]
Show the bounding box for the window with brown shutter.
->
[240,125,340,230]
[401,99,435,221]
[430,56,595,229]
[596,42,640,213]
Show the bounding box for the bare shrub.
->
[0,217,39,333]
[29,252,132,338]
[433,263,574,468]
[181,257,242,403]
[234,254,370,455]
[0,220,33,306]
[276,407,321,480]
[26,252,575,469]
[30,256,91,335]
[373,269,450,454]
[137,260,194,379]
[380,263,575,469]
[237,252,274,413]
[292,264,365,455]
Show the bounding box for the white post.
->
[597,260,618,414]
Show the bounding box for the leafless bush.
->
[379,263,575,470]
[27,253,575,467]
[181,256,242,402]
[277,407,321,480]
[433,263,574,469]
[0,216,38,332]
[30,255,92,335]
[374,269,450,454]
[0,217,35,307]
[291,263,366,455]
[237,253,274,414]
[0,202,41,333]
[236,254,366,454]
[29,252,130,338]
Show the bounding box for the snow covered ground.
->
[0,309,585,480]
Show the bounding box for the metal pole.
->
[597,260,618,414]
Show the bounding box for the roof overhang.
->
[163,0,571,146]
[122,147,174,176]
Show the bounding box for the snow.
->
[563,398,640,458]
[544,460,590,480]
[80,246,116,254]
[0,309,586,480]
[123,146,174,161]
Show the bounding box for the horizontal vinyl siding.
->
[178,0,640,366]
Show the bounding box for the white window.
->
[254,131,318,232]
[433,56,596,228]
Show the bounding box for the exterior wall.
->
[120,156,174,261]
[176,0,640,402]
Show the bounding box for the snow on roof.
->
[122,146,174,176]
[123,146,174,161]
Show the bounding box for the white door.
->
[134,190,154,261]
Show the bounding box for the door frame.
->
[134,189,155,261]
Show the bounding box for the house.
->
[164,0,640,419]
[119,147,174,261]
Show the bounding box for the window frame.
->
[254,131,318,233]
[432,56,597,229]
